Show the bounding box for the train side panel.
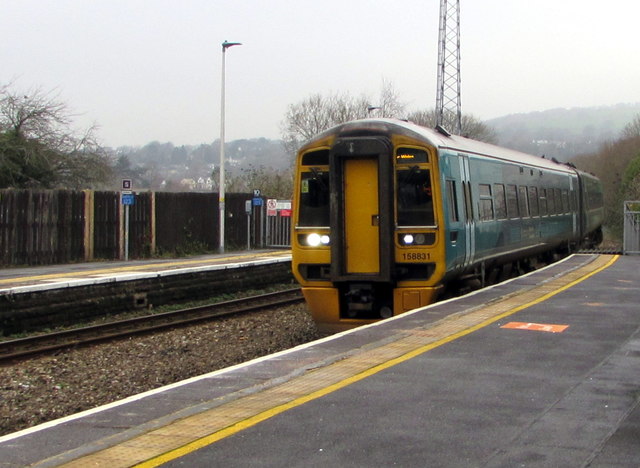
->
[439,149,580,280]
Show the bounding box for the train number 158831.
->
[401,252,430,261]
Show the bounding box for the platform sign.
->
[122,179,132,191]
[267,198,277,216]
[252,197,263,206]
[122,193,135,205]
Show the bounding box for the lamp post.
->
[219,40,241,253]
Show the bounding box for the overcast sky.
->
[2,0,639,147]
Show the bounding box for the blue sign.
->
[252,197,263,206]
[122,193,135,205]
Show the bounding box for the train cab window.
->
[478,184,494,221]
[298,170,330,226]
[301,149,329,166]
[518,186,529,217]
[589,180,604,209]
[528,186,539,216]
[396,166,435,226]
[506,184,519,218]
[494,184,507,219]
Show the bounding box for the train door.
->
[344,158,379,273]
[330,137,392,281]
[459,154,475,267]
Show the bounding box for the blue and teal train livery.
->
[291,119,603,332]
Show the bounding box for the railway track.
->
[0,288,304,362]
[575,248,623,254]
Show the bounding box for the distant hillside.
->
[487,103,640,161]
[113,138,290,191]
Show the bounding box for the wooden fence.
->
[0,189,264,266]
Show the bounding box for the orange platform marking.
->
[501,322,569,333]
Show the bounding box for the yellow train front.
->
[292,119,448,332]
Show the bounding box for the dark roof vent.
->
[435,125,452,137]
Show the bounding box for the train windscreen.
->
[298,170,330,226]
[396,166,435,226]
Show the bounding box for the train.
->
[291,118,604,332]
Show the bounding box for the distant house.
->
[180,178,196,190]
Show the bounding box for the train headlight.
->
[399,233,432,246]
[403,234,414,245]
[303,233,330,247]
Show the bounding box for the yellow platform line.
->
[0,251,291,285]
[54,255,618,468]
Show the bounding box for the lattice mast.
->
[435,0,462,135]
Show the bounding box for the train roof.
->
[304,118,577,175]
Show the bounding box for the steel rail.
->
[0,288,303,362]
[575,248,623,254]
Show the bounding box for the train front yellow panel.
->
[344,158,379,274]
[393,286,443,315]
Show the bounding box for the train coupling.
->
[344,283,393,319]
[345,283,374,315]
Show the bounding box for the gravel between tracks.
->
[0,304,320,437]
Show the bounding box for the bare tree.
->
[377,79,405,118]
[280,83,405,157]
[0,84,112,189]
[227,164,293,199]
[621,114,640,139]
[406,108,498,143]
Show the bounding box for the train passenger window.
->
[539,189,548,216]
[518,186,529,217]
[494,184,507,219]
[478,184,494,221]
[506,184,519,218]
[547,188,555,214]
[298,170,330,226]
[561,190,569,214]
[396,166,435,226]
[528,187,539,216]
[446,180,459,222]
[463,182,473,221]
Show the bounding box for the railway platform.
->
[0,250,293,334]
[0,250,292,293]
[1,253,638,467]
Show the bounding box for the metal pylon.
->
[436,0,462,135]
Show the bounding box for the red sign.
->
[280,209,291,217]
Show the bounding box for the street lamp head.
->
[222,40,242,50]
